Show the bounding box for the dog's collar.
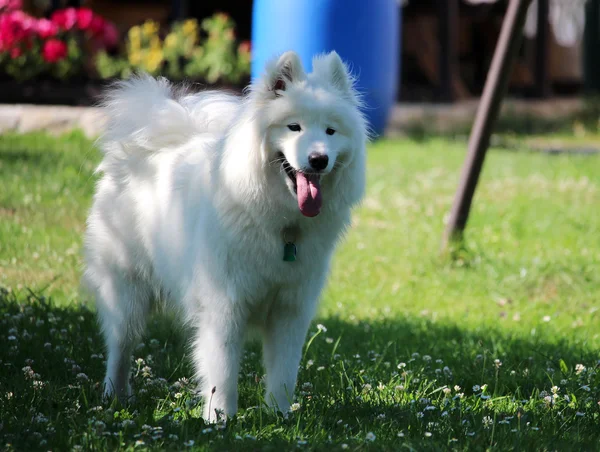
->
[281,226,299,262]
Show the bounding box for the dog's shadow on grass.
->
[1,289,597,448]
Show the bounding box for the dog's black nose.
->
[308,153,329,171]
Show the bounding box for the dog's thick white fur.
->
[84,51,367,421]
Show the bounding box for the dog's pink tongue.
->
[296,172,322,217]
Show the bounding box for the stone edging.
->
[0,98,587,138]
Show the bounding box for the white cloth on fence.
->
[400,0,588,47]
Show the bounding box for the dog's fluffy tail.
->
[99,74,240,158]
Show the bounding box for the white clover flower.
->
[76,373,89,383]
[575,364,586,375]
[443,387,452,395]
[290,402,301,412]
[551,386,559,394]
[472,385,481,392]
[482,416,493,429]
[183,440,195,447]
[365,432,376,442]
[377,382,385,391]
[454,385,461,392]
[424,432,432,437]
[316,324,327,333]
[543,315,551,322]
[325,337,334,344]
[494,359,502,368]
[34,414,48,424]
[397,362,406,369]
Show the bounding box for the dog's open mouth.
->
[276,152,322,217]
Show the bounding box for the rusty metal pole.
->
[441,0,533,251]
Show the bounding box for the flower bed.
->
[0,1,250,105]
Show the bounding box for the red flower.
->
[42,38,67,63]
[36,18,58,39]
[238,40,251,54]
[51,7,77,31]
[76,7,93,31]
[89,15,105,36]
[9,46,20,58]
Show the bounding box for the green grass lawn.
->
[1,131,599,451]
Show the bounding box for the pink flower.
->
[101,21,118,48]
[42,38,67,62]
[36,18,58,39]
[0,10,34,51]
[9,46,20,58]
[0,0,22,13]
[76,7,93,30]
[51,7,77,31]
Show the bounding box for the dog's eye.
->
[287,124,302,132]
[325,127,336,136]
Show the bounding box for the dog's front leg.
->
[192,304,246,422]
[262,291,317,414]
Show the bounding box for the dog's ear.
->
[266,51,305,96]
[312,51,354,95]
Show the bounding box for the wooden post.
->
[534,0,551,97]
[441,0,533,251]
[438,0,459,102]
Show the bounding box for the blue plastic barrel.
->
[251,0,400,136]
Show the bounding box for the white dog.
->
[83,50,367,421]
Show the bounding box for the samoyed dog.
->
[84,50,367,421]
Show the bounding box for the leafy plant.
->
[95,13,251,85]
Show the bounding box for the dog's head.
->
[253,51,367,218]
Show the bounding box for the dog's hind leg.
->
[92,271,151,404]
